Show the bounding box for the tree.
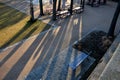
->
[62,0,66,9]
[53,0,57,20]
[70,0,73,15]
[49,0,53,4]
[39,0,44,16]
[80,0,85,9]
[107,0,120,37]
[58,0,61,11]
[30,0,34,22]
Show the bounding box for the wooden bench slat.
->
[57,10,69,15]
[73,7,81,11]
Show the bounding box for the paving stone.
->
[26,47,95,80]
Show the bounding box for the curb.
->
[88,32,120,80]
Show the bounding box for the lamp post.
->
[107,0,120,38]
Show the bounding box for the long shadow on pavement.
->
[25,14,83,80]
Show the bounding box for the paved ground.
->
[0,0,120,80]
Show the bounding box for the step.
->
[88,33,120,80]
[99,43,120,80]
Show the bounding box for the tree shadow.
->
[0,26,37,65]
[0,21,33,49]
[0,16,52,49]
[41,18,71,80]
[1,1,119,79]
[58,14,82,79]
[25,14,83,80]
[0,0,86,80]
[0,3,27,30]
[2,27,46,80]
[1,6,84,80]
[1,18,56,80]
[0,24,45,80]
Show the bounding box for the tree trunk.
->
[80,0,85,9]
[58,0,61,11]
[53,0,57,20]
[39,0,44,16]
[107,0,120,37]
[50,0,53,4]
[62,0,66,9]
[70,0,73,15]
[30,0,34,22]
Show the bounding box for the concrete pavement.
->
[0,0,120,80]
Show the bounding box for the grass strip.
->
[0,3,51,49]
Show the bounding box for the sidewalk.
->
[0,0,120,80]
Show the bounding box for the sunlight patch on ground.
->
[0,3,51,49]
